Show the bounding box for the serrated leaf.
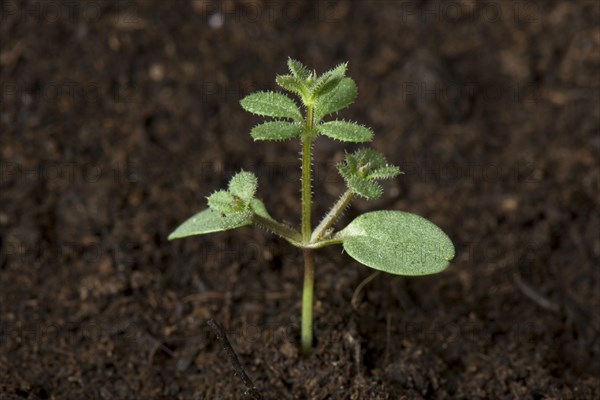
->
[318,120,374,142]
[351,148,387,170]
[287,58,311,80]
[250,121,304,141]
[337,160,353,180]
[314,78,357,121]
[337,148,401,199]
[337,149,386,180]
[338,211,455,275]
[346,175,383,199]
[207,190,237,213]
[368,165,402,180]
[240,91,302,122]
[168,199,272,240]
[228,171,258,203]
[310,62,347,98]
[275,75,307,98]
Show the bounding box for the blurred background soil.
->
[1,0,599,398]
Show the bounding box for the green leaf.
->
[345,175,383,199]
[337,148,390,179]
[275,75,308,99]
[168,199,272,240]
[220,210,254,229]
[250,198,273,221]
[240,91,302,122]
[350,148,388,170]
[337,149,401,200]
[167,209,251,240]
[287,58,311,80]
[368,165,402,180]
[337,211,455,275]
[207,190,238,213]
[250,121,304,141]
[318,120,373,142]
[314,78,357,121]
[228,171,258,203]
[310,62,347,98]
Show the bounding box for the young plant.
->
[169,59,455,355]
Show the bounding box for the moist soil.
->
[1,1,599,399]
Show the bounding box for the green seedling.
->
[169,59,455,355]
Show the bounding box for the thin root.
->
[351,271,380,311]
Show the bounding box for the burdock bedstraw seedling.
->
[169,59,455,355]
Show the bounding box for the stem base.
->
[301,250,315,356]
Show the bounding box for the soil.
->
[1,0,599,399]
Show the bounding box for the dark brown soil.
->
[1,1,599,399]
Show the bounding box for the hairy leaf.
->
[250,198,274,221]
[314,78,357,121]
[275,75,309,100]
[168,199,272,240]
[350,148,388,170]
[207,190,238,213]
[310,62,347,98]
[337,211,455,275]
[287,58,311,80]
[240,91,302,122]
[168,209,250,240]
[346,175,383,199]
[318,120,373,142]
[337,148,391,178]
[337,148,401,199]
[368,165,402,180]
[228,171,258,203]
[250,121,304,141]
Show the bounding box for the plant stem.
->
[301,249,315,355]
[311,189,353,242]
[301,106,314,243]
[304,237,344,249]
[251,214,302,245]
[300,105,315,356]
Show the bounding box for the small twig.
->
[207,319,263,400]
[351,271,380,311]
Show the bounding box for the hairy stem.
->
[251,214,302,245]
[301,106,314,243]
[301,249,315,356]
[300,105,315,356]
[311,189,353,242]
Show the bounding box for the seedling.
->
[169,59,455,355]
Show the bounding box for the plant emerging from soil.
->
[169,59,455,355]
